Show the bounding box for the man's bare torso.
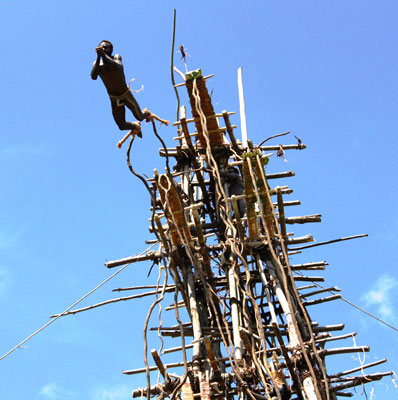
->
[97,55,128,96]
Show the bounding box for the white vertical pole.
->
[237,67,248,147]
[187,271,202,372]
[227,266,243,360]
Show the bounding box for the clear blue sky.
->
[1,1,397,399]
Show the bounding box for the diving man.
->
[91,40,168,145]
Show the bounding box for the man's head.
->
[228,166,240,175]
[99,40,113,55]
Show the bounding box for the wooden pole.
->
[227,266,243,360]
[303,294,342,307]
[105,252,164,268]
[330,372,393,392]
[276,188,287,241]
[223,110,239,152]
[151,349,169,380]
[187,271,203,369]
[256,255,278,323]
[300,287,341,298]
[329,358,387,378]
[290,234,368,251]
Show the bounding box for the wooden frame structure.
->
[67,68,394,399]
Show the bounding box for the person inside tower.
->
[269,384,291,400]
[91,40,169,145]
[221,166,246,218]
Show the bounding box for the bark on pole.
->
[266,259,321,400]
[187,271,202,370]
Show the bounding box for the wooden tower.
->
[103,68,393,399]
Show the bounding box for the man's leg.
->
[116,123,141,148]
[125,93,169,125]
[124,93,150,121]
[111,101,142,137]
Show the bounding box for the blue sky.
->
[1,1,397,399]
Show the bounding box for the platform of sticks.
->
[77,69,394,399]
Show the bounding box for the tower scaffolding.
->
[102,68,393,400]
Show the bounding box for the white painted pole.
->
[237,67,248,147]
[227,266,243,360]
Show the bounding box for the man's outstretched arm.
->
[91,59,100,80]
[90,47,102,80]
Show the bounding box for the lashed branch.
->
[105,251,165,268]
[51,288,174,317]
[329,358,388,378]
[289,234,368,251]
[285,214,321,224]
[330,372,394,392]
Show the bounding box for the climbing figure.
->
[91,40,169,147]
[221,166,246,218]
